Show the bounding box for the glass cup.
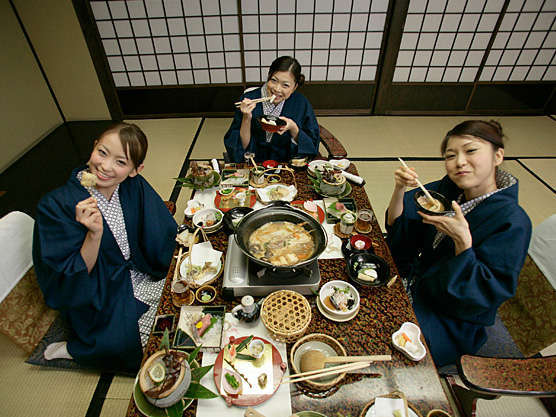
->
[339,212,357,235]
[355,209,373,234]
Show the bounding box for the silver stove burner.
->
[222,234,321,300]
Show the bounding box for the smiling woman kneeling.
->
[33,123,177,372]
[385,120,532,366]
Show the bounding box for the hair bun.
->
[487,120,504,137]
[298,74,305,87]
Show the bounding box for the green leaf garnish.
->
[160,328,170,353]
[235,335,254,353]
[236,353,256,361]
[191,364,213,381]
[187,344,202,365]
[183,382,219,399]
[165,400,184,417]
[225,373,240,389]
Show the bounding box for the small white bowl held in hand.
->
[318,280,360,318]
[392,322,426,361]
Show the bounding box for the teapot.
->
[232,295,261,323]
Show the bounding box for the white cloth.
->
[196,313,291,417]
[528,214,556,290]
[187,188,342,259]
[0,211,34,303]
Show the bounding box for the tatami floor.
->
[1,116,554,417]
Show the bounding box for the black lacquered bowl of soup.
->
[413,190,454,216]
[234,202,327,271]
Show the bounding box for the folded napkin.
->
[374,397,409,417]
[190,241,222,267]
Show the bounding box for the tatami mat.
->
[99,399,131,417]
[106,375,135,399]
[318,116,556,158]
[125,118,201,202]
[189,118,229,160]
[0,334,100,417]
[502,160,556,227]
[518,159,556,191]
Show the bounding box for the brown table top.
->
[126,163,452,417]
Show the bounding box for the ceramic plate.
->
[213,336,286,407]
[308,160,334,176]
[179,255,222,286]
[132,359,199,417]
[214,188,256,212]
[173,306,225,351]
[316,297,359,322]
[290,200,325,224]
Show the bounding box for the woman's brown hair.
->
[267,56,305,87]
[441,120,505,154]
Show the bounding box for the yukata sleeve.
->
[291,100,320,158]
[137,178,177,279]
[419,209,532,323]
[224,108,252,163]
[32,194,102,310]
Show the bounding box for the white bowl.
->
[184,200,203,218]
[318,280,360,318]
[392,322,426,361]
[192,208,223,232]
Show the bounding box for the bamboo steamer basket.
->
[261,290,311,343]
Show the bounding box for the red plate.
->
[262,160,278,168]
[291,200,325,224]
[214,188,257,212]
[213,336,286,407]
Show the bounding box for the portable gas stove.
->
[222,234,321,300]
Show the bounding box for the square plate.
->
[221,168,250,187]
[151,314,176,335]
[173,305,225,352]
[323,197,356,224]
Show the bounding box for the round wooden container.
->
[290,333,347,391]
[261,290,311,343]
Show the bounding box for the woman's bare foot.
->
[44,341,73,360]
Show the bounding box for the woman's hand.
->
[394,166,419,190]
[277,116,299,140]
[75,197,103,235]
[238,98,256,117]
[419,201,472,255]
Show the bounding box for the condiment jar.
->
[340,212,356,235]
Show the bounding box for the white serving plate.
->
[391,322,426,361]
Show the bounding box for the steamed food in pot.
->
[417,195,444,212]
[248,221,315,266]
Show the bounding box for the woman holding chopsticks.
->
[224,56,320,163]
[386,120,531,366]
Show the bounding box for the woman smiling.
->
[386,120,532,366]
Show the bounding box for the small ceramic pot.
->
[339,212,357,235]
[251,166,266,185]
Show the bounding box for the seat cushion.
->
[0,267,58,353]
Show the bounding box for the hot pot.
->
[234,202,327,271]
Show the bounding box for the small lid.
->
[241,295,255,312]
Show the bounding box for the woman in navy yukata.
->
[33,123,177,372]
[386,120,531,366]
[224,56,320,163]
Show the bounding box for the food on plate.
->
[80,171,97,187]
[261,117,277,126]
[417,194,444,212]
[257,373,268,389]
[353,239,366,250]
[222,368,243,395]
[195,210,222,227]
[221,169,249,186]
[291,157,307,167]
[148,362,166,384]
[353,261,379,282]
[303,200,318,217]
[190,161,213,177]
[175,229,197,247]
[192,313,217,340]
[248,221,315,266]
[321,166,344,185]
[268,185,290,201]
[219,187,234,195]
[182,261,218,282]
[395,332,419,355]
[324,286,356,312]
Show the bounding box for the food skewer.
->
[397,157,437,205]
[282,361,372,384]
[234,94,275,107]
[224,358,253,388]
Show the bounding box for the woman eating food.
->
[33,123,177,372]
[386,120,531,366]
[224,56,320,162]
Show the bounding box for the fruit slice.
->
[148,362,166,384]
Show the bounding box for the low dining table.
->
[126,162,453,417]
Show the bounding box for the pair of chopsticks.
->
[397,157,436,205]
[234,95,275,107]
[282,361,372,385]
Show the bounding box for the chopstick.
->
[397,157,436,204]
[234,95,276,107]
[282,361,371,384]
[173,247,183,282]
